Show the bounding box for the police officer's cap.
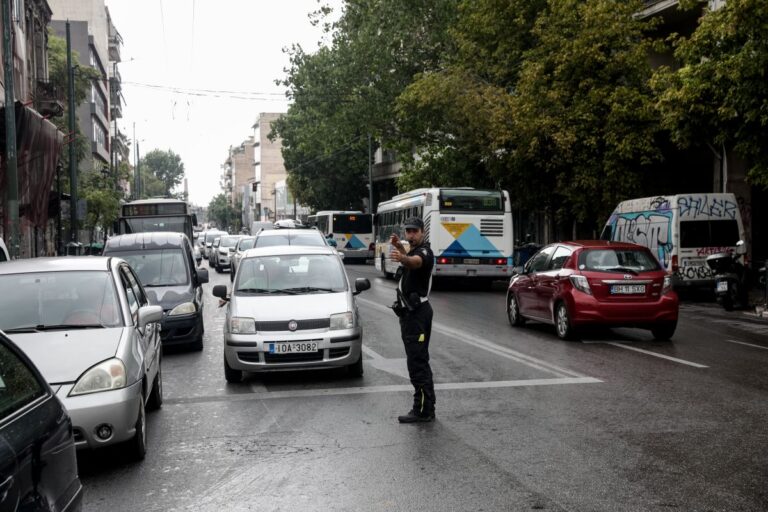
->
[403,217,424,230]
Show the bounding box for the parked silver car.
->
[0,257,163,460]
[230,236,256,283]
[213,245,371,382]
[213,234,242,273]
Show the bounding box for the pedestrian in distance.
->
[389,217,435,423]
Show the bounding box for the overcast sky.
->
[104,0,342,206]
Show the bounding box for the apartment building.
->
[251,112,288,222]
[0,0,65,258]
[49,0,113,175]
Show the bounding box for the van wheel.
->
[507,294,525,327]
[651,321,676,341]
[555,302,576,341]
[224,355,243,383]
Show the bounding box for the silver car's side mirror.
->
[138,305,163,331]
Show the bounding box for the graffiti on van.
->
[677,195,738,220]
[607,209,674,268]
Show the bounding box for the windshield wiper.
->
[236,288,297,295]
[4,324,106,332]
[281,286,337,293]
[604,267,639,276]
[3,326,40,333]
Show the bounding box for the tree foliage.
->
[207,193,240,232]
[138,149,185,198]
[510,0,660,223]
[654,0,768,188]
[271,0,459,211]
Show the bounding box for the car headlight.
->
[169,302,196,316]
[330,312,354,330]
[230,317,256,334]
[70,358,126,396]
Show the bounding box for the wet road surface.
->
[77,262,768,511]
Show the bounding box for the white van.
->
[601,193,746,286]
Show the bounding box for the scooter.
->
[705,240,749,311]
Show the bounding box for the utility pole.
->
[133,122,137,199]
[136,140,141,198]
[67,21,78,244]
[2,0,19,258]
[367,134,373,215]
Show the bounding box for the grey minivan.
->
[104,232,209,350]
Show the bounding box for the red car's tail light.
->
[438,257,449,264]
[662,275,673,295]
[495,258,506,265]
[569,275,592,295]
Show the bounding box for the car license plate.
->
[464,258,479,265]
[268,341,318,354]
[610,284,646,295]
[716,281,728,292]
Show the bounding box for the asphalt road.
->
[76,261,768,512]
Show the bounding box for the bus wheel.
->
[381,256,393,279]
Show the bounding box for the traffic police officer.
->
[390,217,435,423]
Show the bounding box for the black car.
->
[0,330,82,512]
[103,232,209,350]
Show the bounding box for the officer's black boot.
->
[397,409,435,423]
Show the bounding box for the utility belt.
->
[391,289,428,318]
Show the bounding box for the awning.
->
[0,101,65,229]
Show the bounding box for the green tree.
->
[653,0,768,188]
[207,194,240,232]
[393,0,545,190]
[509,0,661,226]
[139,149,186,197]
[272,0,459,211]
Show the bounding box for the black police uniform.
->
[397,239,435,421]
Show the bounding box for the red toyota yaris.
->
[506,241,679,340]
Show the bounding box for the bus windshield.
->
[332,214,372,234]
[120,216,191,235]
[439,189,503,212]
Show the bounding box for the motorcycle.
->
[705,240,749,311]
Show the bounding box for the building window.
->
[92,83,108,118]
[93,121,107,150]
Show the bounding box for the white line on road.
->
[167,377,603,405]
[356,297,586,379]
[725,339,768,351]
[606,343,708,368]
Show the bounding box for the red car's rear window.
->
[578,248,660,273]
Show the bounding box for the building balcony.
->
[111,101,122,119]
[91,141,110,163]
[108,35,122,62]
[33,80,64,118]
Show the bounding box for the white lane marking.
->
[168,377,602,405]
[356,297,585,379]
[725,339,768,351]
[249,381,268,393]
[606,343,708,368]
[362,346,411,379]
[361,345,384,360]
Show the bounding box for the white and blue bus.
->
[307,211,374,262]
[374,188,514,282]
